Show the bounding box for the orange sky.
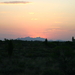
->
[0,0,75,40]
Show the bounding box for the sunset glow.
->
[0,0,75,40]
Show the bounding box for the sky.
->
[0,0,75,41]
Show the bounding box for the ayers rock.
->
[17,37,45,41]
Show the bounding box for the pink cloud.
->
[0,1,31,4]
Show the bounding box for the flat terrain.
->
[0,40,75,75]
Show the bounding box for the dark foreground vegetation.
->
[0,39,75,75]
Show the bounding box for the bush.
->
[44,38,48,46]
[7,40,14,57]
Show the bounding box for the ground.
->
[0,40,75,75]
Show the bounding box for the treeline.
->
[0,38,75,57]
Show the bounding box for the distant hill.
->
[16,37,65,42]
[16,37,45,41]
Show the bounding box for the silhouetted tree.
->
[72,36,75,42]
[7,40,13,57]
[44,38,48,46]
[4,38,9,41]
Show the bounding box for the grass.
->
[0,40,75,75]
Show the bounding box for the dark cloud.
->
[0,1,31,4]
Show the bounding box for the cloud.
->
[29,12,34,15]
[0,1,31,5]
[55,21,62,24]
[43,27,61,33]
[43,27,70,33]
[47,27,61,31]
[0,11,9,13]
[31,18,38,20]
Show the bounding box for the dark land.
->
[0,39,75,75]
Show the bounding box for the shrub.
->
[7,40,14,57]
